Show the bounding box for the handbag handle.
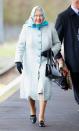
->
[47,49,56,68]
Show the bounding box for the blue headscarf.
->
[26,6,48,29]
[32,20,48,29]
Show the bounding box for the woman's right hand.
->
[16,62,23,74]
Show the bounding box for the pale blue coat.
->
[15,6,61,100]
[15,22,61,100]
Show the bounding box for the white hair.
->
[30,6,45,19]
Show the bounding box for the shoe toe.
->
[39,121,45,127]
[30,115,37,124]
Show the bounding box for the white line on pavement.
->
[0,76,21,96]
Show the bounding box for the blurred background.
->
[1,0,70,43]
[0,0,70,87]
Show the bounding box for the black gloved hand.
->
[16,62,23,74]
[41,49,54,57]
[41,50,48,57]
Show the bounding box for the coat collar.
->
[67,6,78,16]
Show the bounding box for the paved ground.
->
[0,82,79,131]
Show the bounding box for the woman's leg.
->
[39,99,47,121]
[29,97,37,124]
[29,97,36,115]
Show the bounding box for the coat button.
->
[38,55,41,57]
[38,41,41,43]
[38,48,41,50]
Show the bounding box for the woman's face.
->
[34,10,44,24]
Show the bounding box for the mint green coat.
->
[15,22,61,100]
[15,6,61,100]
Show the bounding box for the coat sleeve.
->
[51,23,61,57]
[15,24,26,62]
[55,14,64,43]
[55,14,64,59]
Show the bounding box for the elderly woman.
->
[15,6,61,127]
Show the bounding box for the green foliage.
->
[0,43,16,57]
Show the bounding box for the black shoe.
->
[30,115,37,124]
[39,121,45,127]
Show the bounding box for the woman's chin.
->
[36,23,41,24]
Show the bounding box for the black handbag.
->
[45,49,62,79]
